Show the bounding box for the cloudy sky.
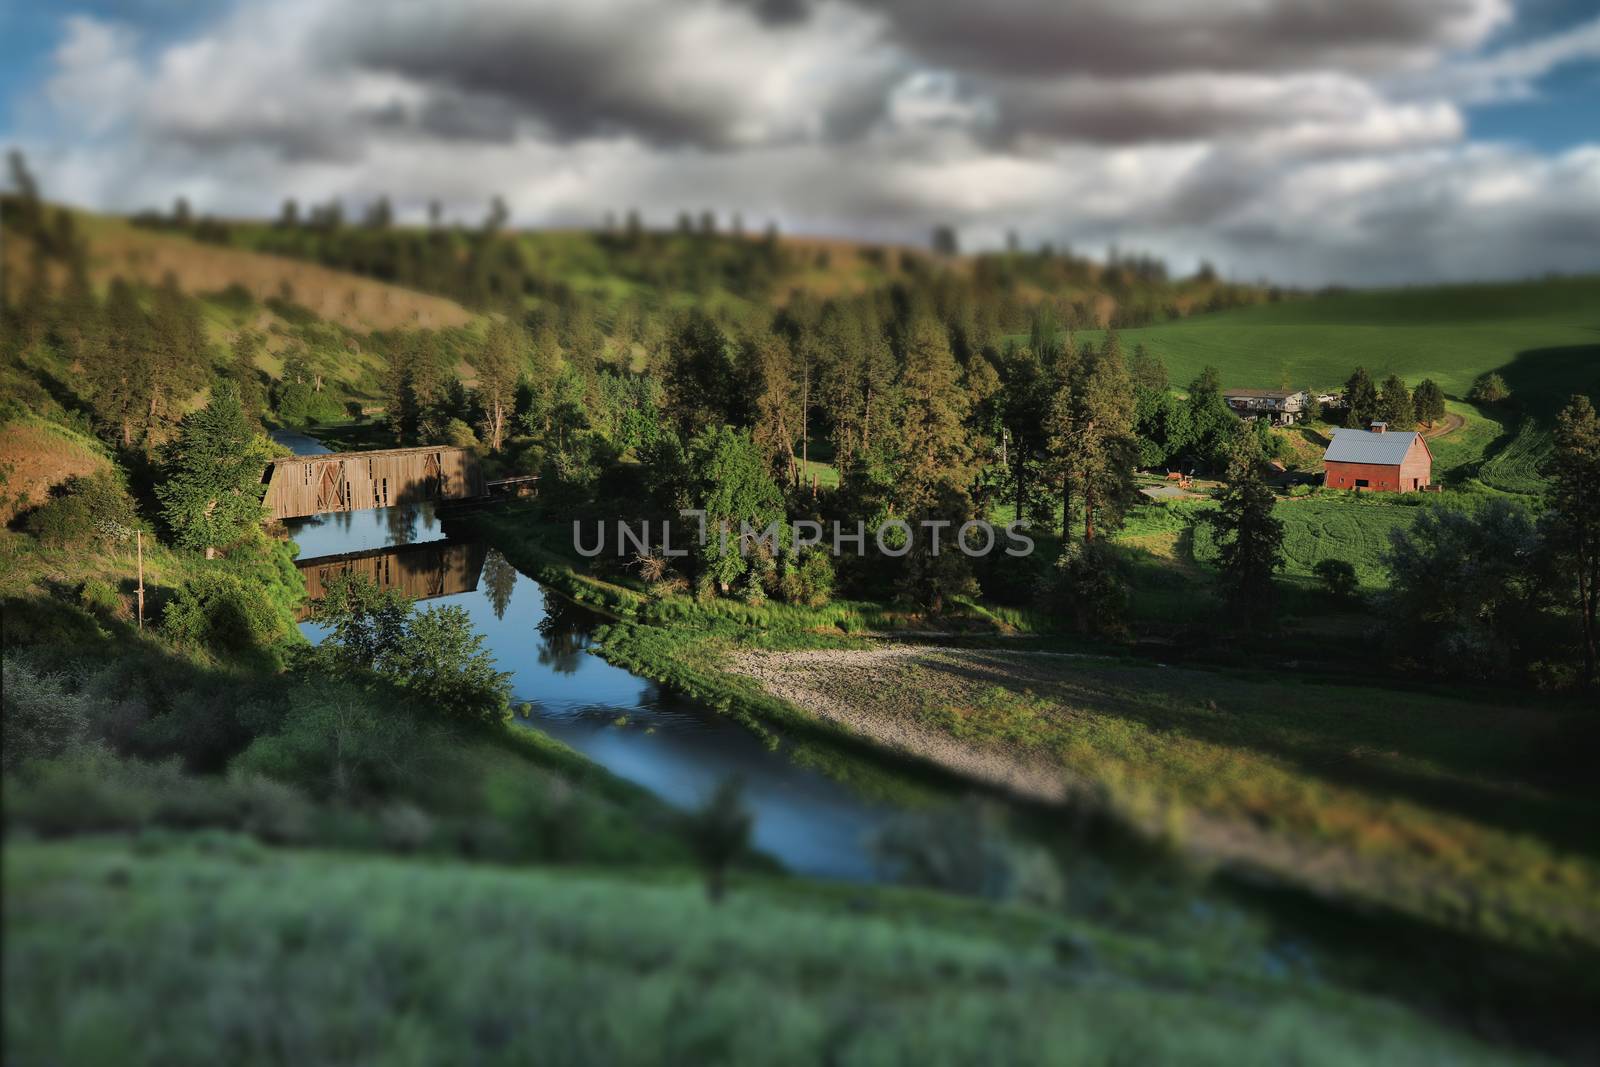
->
[3,0,1598,285]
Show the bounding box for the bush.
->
[872,798,1064,907]
[23,472,139,548]
[78,578,125,621]
[779,548,834,607]
[1468,372,1511,406]
[273,380,344,425]
[683,776,753,903]
[3,749,314,843]
[161,568,285,656]
[1312,558,1360,601]
[1038,540,1129,639]
[444,418,479,448]
[1,656,93,769]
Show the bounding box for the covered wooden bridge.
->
[264,445,485,521]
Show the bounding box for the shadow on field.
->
[908,651,1600,861]
[1497,341,1600,417]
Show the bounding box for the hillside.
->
[2,209,476,334]
[4,837,1531,1066]
[1077,276,1600,407]
[0,416,112,525]
[1067,276,1600,495]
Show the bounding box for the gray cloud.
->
[10,0,1600,287]
[857,0,1509,78]
[322,0,896,150]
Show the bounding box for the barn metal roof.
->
[1322,428,1422,466]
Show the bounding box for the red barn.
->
[1322,424,1433,492]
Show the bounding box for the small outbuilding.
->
[1321,423,1432,493]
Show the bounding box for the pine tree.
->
[1206,446,1285,629]
[156,381,273,555]
[1128,343,1168,391]
[1344,367,1378,428]
[896,316,971,513]
[85,278,156,448]
[476,319,523,451]
[998,344,1051,526]
[663,311,736,438]
[1047,333,1136,542]
[229,330,267,427]
[1377,374,1413,429]
[746,331,799,483]
[1412,379,1446,427]
[1549,395,1600,685]
[1186,364,1236,473]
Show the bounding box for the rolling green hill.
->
[1069,276,1599,495]
[1079,277,1600,408]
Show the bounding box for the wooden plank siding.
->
[263,446,484,520]
[294,540,488,620]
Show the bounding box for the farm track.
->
[1421,412,1465,439]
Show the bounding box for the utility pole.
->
[136,529,145,629]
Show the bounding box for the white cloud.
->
[7,0,1598,285]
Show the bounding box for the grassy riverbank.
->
[4,836,1536,1067]
[457,506,1600,1051]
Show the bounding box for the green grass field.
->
[3,837,1537,1066]
[1120,495,1423,590]
[1076,277,1600,406]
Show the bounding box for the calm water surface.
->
[275,430,894,880]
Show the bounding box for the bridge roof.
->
[268,444,473,464]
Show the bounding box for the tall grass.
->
[4,838,1529,1067]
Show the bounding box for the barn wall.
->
[1325,460,1409,492]
[1399,439,1432,491]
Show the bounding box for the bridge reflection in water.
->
[295,539,488,621]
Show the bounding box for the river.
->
[275,430,895,880]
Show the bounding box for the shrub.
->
[872,799,1064,907]
[23,472,139,548]
[2,749,156,836]
[779,548,834,608]
[1312,558,1360,601]
[1468,372,1511,406]
[78,578,125,621]
[683,776,752,903]
[161,568,284,656]
[1,656,93,769]
[3,749,315,843]
[444,418,479,448]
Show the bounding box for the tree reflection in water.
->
[537,593,602,675]
[481,550,518,620]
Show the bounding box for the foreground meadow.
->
[4,837,1538,1067]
